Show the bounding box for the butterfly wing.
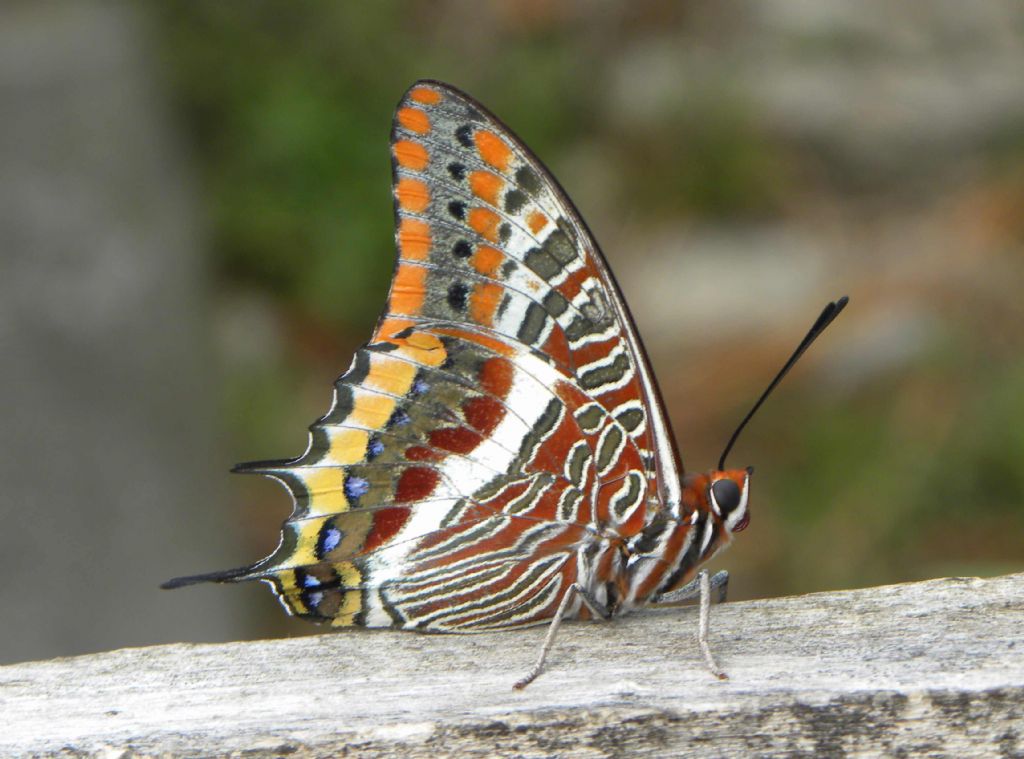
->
[166,81,682,631]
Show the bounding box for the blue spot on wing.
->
[388,408,411,428]
[320,527,342,554]
[344,475,370,501]
[367,437,385,460]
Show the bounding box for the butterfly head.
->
[683,467,753,535]
[708,466,753,533]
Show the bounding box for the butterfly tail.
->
[161,563,262,589]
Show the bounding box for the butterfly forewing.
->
[391,82,681,485]
[226,81,683,631]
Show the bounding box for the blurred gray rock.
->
[0,2,249,663]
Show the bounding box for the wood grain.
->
[2,574,1022,757]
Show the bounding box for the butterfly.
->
[164,80,847,688]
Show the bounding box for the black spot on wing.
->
[517,302,548,345]
[447,282,469,312]
[543,291,569,318]
[504,189,527,214]
[515,166,542,195]
[455,124,474,148]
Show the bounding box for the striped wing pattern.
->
[235,82,680,631]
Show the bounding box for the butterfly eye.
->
[710,478,742,515]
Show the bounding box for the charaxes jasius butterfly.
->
[165,80,847,688]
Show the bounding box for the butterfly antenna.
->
[717,296,848,471]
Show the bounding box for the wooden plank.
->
[2,574,1022,757]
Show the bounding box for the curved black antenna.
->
[718,296,849,471]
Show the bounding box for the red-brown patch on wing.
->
[396,466,440,503]
[569,335,618,372]
[540,328,572,371]
[362,507,412,553]
[462,395,504,436]
[528,407,587,476]
[478,356,514,398]
[548,262,590,304]
[429,426,484,455]
[517,479,579,523]
[405,445,443,462]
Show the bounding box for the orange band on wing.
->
[397,107,431,134]
[433,326,516,357]
[527,210,549,234]
[468,207,501,242]
[474,130,512,172]
[409,86,442,105]
[375,316,415,341]
[396,178,430,213]
[393,140,429,171]
[469,171,505,206]
[389,262,427,316]
[393,331,447,367]
[471,245,504,277]
[398,218,432,260]
[470,282,503,327]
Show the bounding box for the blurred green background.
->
[2,1,1022,662]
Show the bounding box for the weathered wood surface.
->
[2,574,1022,757]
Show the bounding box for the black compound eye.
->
[711,478,741,514]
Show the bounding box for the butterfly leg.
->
[513,583,611,690]
[654,569,729,605]
[652,570,729,680]
[696,570,728,680]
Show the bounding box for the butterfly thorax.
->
[619,468,751,610]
